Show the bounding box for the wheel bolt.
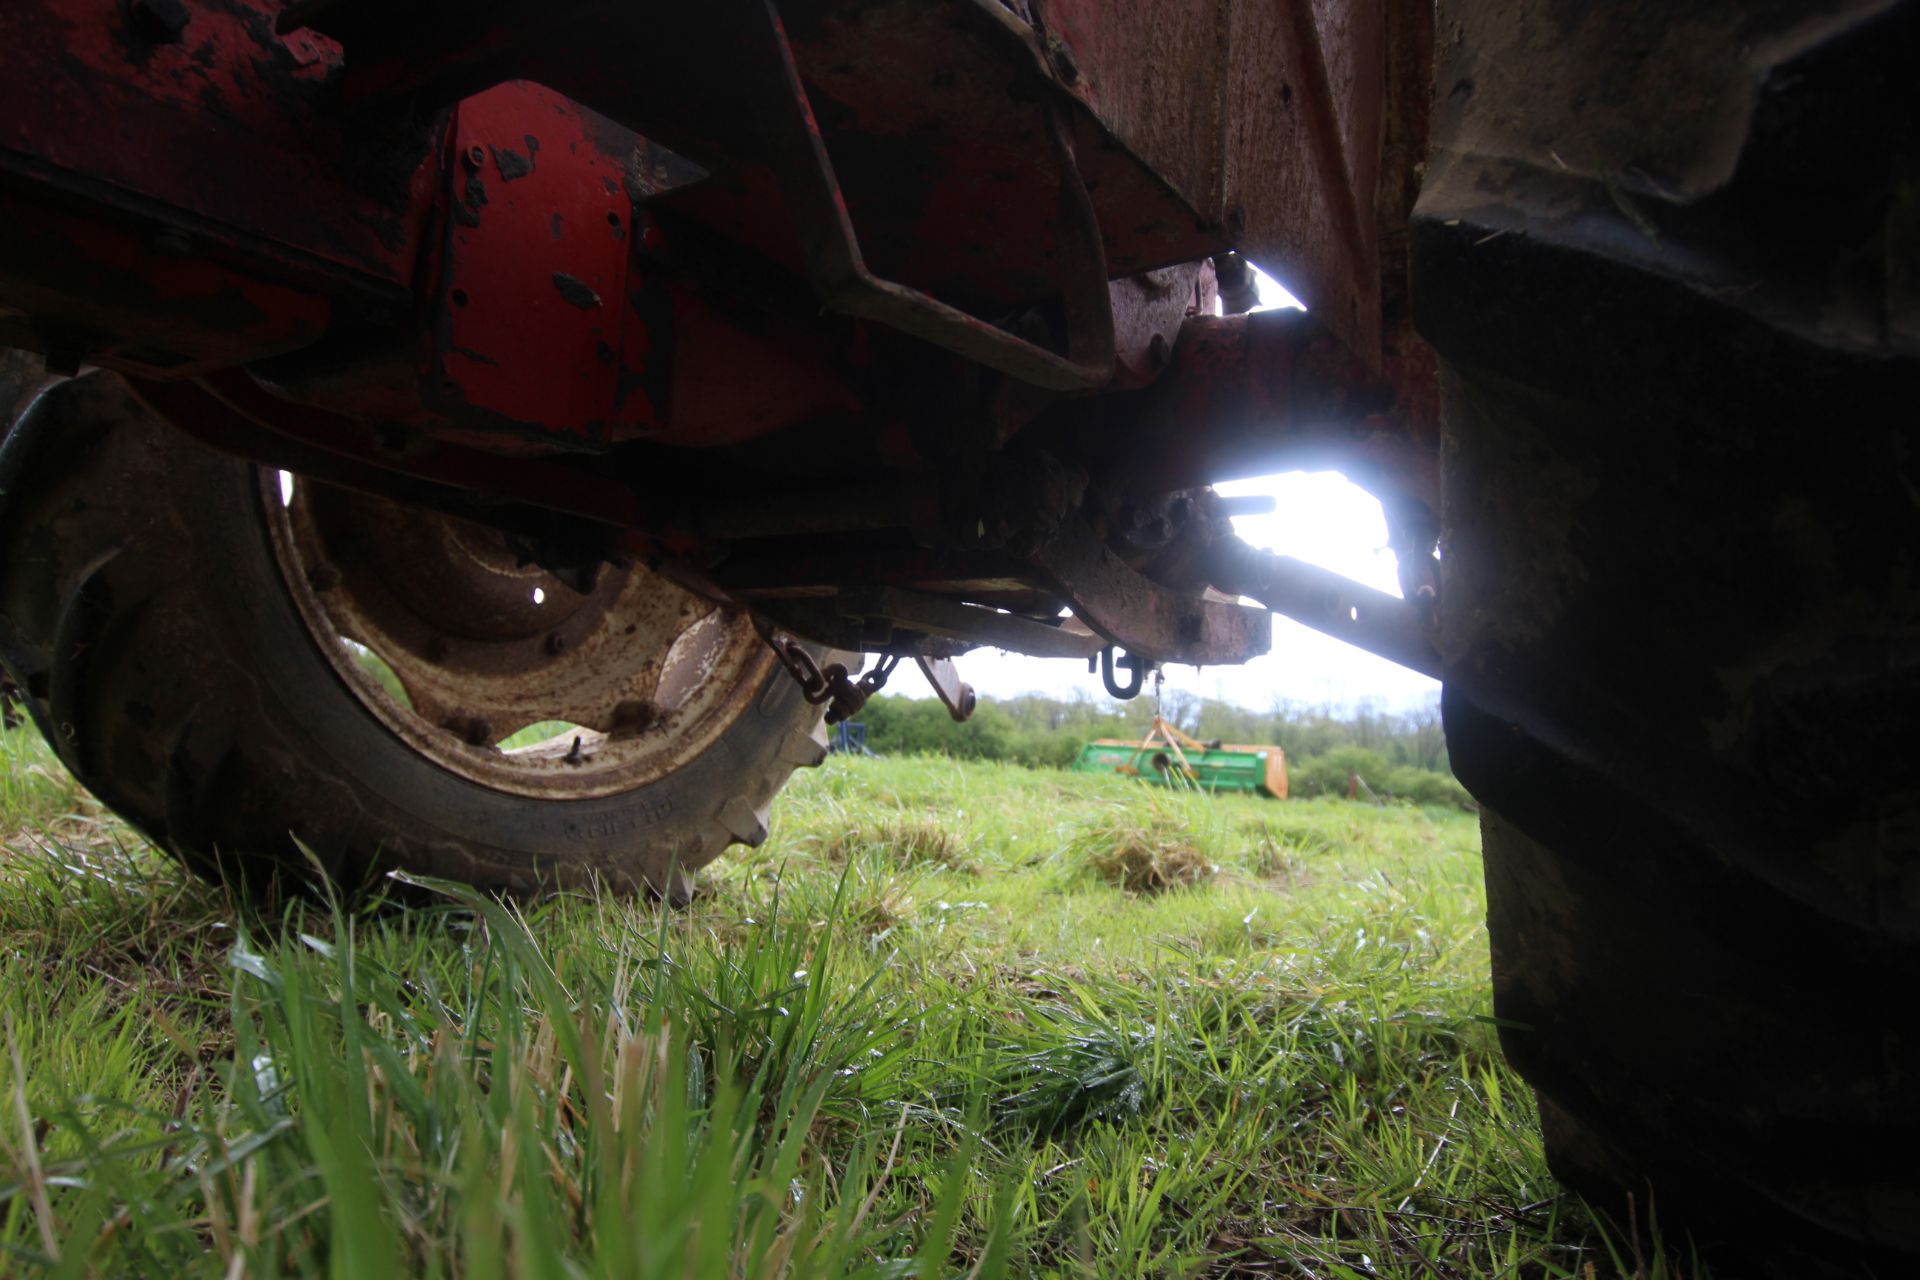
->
[545,633,568,655]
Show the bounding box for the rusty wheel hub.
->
[266,476,773,799]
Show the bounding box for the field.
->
[0,722,1688,1277]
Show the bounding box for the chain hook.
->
[1098,645,1149,699]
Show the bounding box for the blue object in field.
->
[829,721,875,755]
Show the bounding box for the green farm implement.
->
[1073,716,1287,799]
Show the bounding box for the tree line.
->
[853,690,1471,808]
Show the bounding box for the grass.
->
[0,723,1703,1277]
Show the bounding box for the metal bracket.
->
[1204,535,1439,678]
[838,586,1104,660]
[1028,515,1271,666]
[740,0,1116,391]
[915,656,977,722]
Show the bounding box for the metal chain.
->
[763,628,831,702]
[759,626,900,723]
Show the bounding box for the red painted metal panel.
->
[429,84,635,446]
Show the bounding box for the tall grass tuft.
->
[1074,807,1216,895]
[1,873,1010,1277]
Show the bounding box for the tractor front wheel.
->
[0,364,831,897]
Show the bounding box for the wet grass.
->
[0,726,1703,1277]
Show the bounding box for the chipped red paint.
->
[0,0,438,294]
[428,83,635,446]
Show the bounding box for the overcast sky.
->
[910,270,1442,714]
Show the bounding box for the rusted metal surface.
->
[735,585,1097,664]
[686,483,923,541]
[1028,515,1271,666]
[1107,263,1214,390]
[716,549,1036,600]
[747,599,963,655]
[915,656,978,722]
[636,254,864,449]
[837,586,1105,659]
[272,474,775,800]
[237,75,867,450]
[1036,0,1390,359]
[417,78,869,449]
[1080,308,1439,515]
[1373,0,1439,449]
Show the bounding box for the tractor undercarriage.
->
[0,0,1441,716]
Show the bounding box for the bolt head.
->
[1048,37,1080,84]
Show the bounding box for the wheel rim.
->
[264,473,776,800]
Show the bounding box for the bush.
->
[1287,746,1389,799]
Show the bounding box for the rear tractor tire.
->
[1417,1,1919,1273]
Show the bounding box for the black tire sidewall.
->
[2,370,822,892]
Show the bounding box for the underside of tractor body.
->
[0,0,1442,688]
[2,1,1917,1273]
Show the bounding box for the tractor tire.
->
[0,365,832,898]
[1415,0,1919,1273]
